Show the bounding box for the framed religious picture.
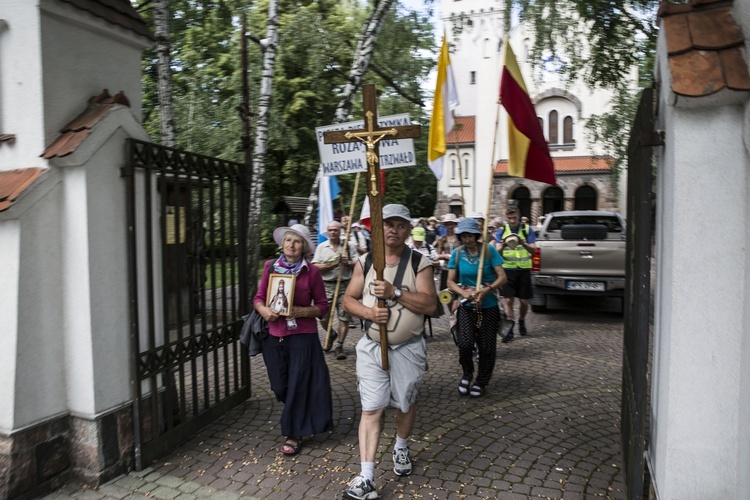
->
[266,274,295,316]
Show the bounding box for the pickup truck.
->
[529,210,626,312]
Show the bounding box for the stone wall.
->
[0,406,134,499]
[434,171,619,220]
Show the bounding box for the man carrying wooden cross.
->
[343,204,437,499]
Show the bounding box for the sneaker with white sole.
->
[343,475,378,500]
[392,447,412,476]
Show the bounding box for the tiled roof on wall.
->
[659,0,750,97]
[446,116,475,144]
[273,196,310,215]
[0,168,45,212]
[42,90,131,159]
[57,0,154,40]
[494,156,612,175]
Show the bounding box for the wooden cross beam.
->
[323,83,421,370]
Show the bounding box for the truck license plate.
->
[567,281,605,291]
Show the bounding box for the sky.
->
[396,0,443,111]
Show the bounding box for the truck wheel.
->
[530,295,547,313]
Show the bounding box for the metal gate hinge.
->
[642,129,665,147]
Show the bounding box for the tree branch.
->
[135,0,153,13]
[326,61,423,107]
[246,33,267,52]
[367,63,424,107]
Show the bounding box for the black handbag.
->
[239,309,268,356]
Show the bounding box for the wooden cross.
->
[323,83,421,370]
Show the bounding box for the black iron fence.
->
[123,139,250,469]
[622,86,660,499]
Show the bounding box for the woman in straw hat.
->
[253,224,333,456]
[445,218,507,398]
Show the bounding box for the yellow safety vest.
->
[500,225,532,269]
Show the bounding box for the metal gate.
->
[621,86,660,499]
[123,139,250,469]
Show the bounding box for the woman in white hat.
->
[436,213,460,290]
[253,224,333,456]
[445,218,507,398]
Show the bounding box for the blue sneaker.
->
[393,447,412,476]
[343,475,378,499]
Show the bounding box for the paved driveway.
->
[47,295,627,500]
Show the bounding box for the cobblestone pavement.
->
[45,293,626,500]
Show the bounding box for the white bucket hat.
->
[273,223,315,253]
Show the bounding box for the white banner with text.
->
[316,113,416,177]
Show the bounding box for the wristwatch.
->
[393,288,403,300]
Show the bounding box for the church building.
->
[435,0,636,223]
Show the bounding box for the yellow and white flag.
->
[427,36,460,180]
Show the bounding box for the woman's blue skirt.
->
[261,332,334,437]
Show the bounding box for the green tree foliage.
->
[509,0,659,196]
[135,0,436,252]
[513,0,658,90]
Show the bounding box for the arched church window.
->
[563,116,573,145]
[574,185,597,210]
[509,187,531,219]
[542,186,564,214]
[548,110,558,144]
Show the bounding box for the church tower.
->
[436,0,628,222]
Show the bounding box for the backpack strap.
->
[454,245,463,283]
[392,247,413,289]
[364,248,422,283]
[364,252,373,278]
[409,248,422,278]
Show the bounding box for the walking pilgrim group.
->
[252,203,536,500]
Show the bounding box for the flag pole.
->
[475,55,506,290]
[452,112,466,217]
[323,172,361,350]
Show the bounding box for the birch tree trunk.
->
[247,0,280,295]
[302,0,397,227]
[154,0,176,146]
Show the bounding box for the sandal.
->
[280,437,302,456]
[458,377,471,396]
[469,384,485,398]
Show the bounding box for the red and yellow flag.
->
[499,37,556,185]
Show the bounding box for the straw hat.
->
[273,224,315,253]
[503,233,521,249]
[441,213,458,224]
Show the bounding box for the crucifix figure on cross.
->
[345,111,396,196]
[323,83,421,370]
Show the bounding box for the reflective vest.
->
[500,224,532,269]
